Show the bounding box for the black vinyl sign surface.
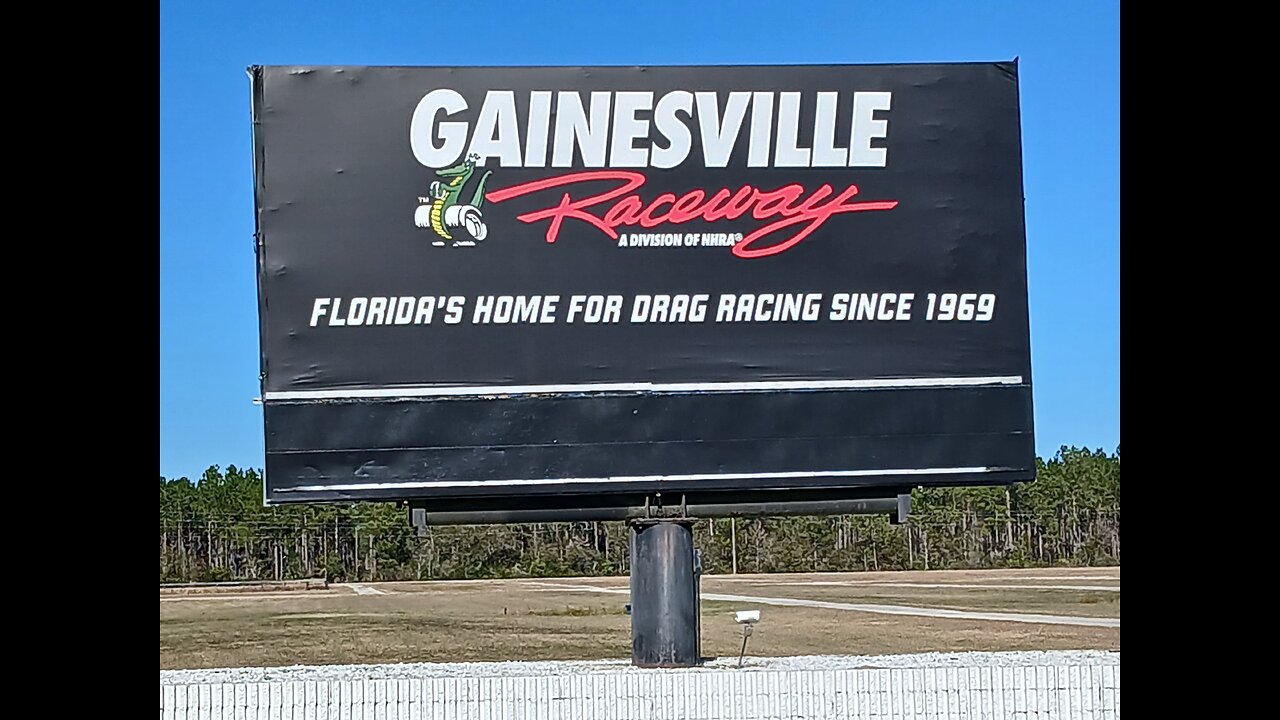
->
[252,63,1034,508]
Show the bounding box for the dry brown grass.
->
[159,568,1120,670]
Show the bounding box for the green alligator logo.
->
[415,154,493,246]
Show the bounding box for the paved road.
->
[528,581,1121,628]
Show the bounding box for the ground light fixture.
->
[734,610,761,667]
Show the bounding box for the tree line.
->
[159,446,1118,583]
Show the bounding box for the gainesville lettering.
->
[410,90,893,170]
[485,171,899,258]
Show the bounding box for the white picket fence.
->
[160,663,1119,719]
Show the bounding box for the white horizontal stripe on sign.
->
[264,375,1024,401]
[280,466,999,493]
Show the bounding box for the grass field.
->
[160,567,1119,670]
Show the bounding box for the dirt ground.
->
[160,566,1119,670]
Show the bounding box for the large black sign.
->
[252,63,1034,510]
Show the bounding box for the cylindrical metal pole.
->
[629,519,699,667]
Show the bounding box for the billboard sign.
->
[251,63,1034,510]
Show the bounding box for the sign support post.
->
[629,518,700,667]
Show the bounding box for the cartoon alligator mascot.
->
[414,154,493,246]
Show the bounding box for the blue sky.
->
[160,1,1120,479]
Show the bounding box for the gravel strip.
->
[162,650,1119,685]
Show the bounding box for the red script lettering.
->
[485,171,898,258]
